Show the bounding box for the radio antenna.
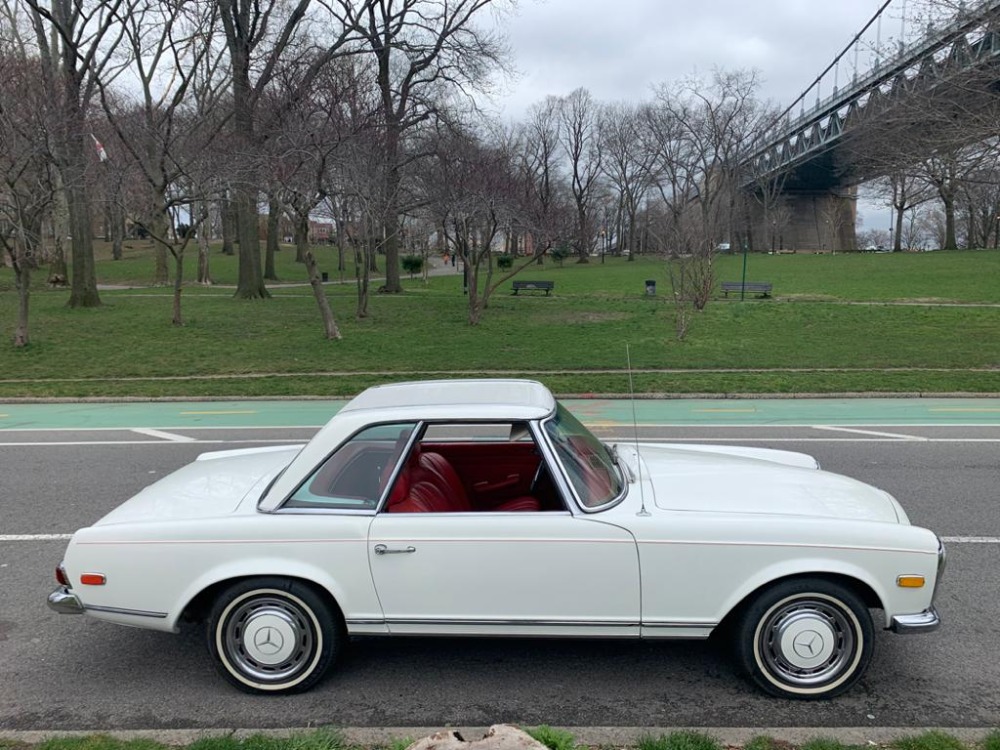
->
[627,344,650,517]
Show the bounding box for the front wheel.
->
[735,578,874,699]
[206,577,340,694]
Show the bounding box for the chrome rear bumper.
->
[890,606,940,634]
[48,586,84,615]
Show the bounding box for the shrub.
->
[401,255,424,277]
[496,254,514,269]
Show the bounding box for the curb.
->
[0,726,997,747]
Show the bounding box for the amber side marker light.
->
[80,573,107,586]
[897,575,926,588]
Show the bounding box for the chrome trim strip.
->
[346,618,386,625]
[385,617,639,627]
[641,620,718,629]
[273,508,377,516]
[890,606,941,634]
[85,604,168,619]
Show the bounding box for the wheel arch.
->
[180,571,346,632]
[717,570,885,633]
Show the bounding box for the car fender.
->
[170,555,364,631]
[715,555,893,628]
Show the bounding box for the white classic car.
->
[49,380,944,699]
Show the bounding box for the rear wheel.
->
[735,578,874,699]
[206,577,340,694]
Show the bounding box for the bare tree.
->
[330,0,514,293]
[517,96,570,260]
[97,0,227,324]
[650,71,766,312]
[558,88,603,263]
[0,53,57,345]
[600,101,656,260]
[218,0,364,300]
[420,125,539,325]
[25,0,133,308]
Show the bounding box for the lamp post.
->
[599,228,606,264]
[740,238,749,301]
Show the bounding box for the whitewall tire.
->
[206,578,340,694]
[736,578,875,699]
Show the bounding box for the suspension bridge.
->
[749,0,1000,251]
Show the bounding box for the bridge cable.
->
[779,0,895,125]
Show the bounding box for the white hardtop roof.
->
[260,380,558,509]
[341,379,557,418]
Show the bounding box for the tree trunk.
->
[381,128,403,293]
[233,191,269,298]
[221,196,235,255]
[110,199,125,260]
[942,192,958,250]
[172,249,184,326]
[356,238,370,319]
[48,178,70,285]
[196,201,212,284]
[304,250,341,340]
[66,177,101,308]
[893,205,905,252]
[265,194,280,280]
[148,205,170,285]
[292,214,309,263]
[14,263,31,347]
[294,213,308,263]
[335,217,346,273]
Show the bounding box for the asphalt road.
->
[1,416,999,731]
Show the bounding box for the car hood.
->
[632,443,900,523]
[92,445,302,526]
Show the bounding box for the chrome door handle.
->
[374,544,416,555]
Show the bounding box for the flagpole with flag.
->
[90,133,108,163]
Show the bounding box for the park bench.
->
[512,280,554,296]
[721,281,772,298]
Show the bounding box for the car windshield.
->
[543,402,624,509]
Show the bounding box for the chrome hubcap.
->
[759,597,856,686]
[224,595,315,683]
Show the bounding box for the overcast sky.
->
[492,0,896,115]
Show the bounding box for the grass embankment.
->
[1,247,999,398]
[0,728,998,750]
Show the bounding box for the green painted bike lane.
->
[1,397,999,430]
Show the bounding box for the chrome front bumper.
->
[48,586,85,615]
[890,606,940,634]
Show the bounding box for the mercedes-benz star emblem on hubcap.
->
[253,626,285,655]
[792,630,822,658]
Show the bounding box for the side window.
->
[284,423,416,511]
[384,421,559,513]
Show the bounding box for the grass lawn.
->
[1,247,999,398]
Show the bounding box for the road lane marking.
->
[812,426,928,440]
[941,536,1000,543]
[930,408,1000,413]
[1,534,72,541]
[692,409,757,413]
[131,428,197,442]
[179,410,257,416]
[0,439,304,447]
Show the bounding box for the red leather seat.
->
[389,444,541,513]
[415,451,472,512]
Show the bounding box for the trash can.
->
[321,271,329,282]
[645,279,656,296]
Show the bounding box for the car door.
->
[367,511,640,636]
